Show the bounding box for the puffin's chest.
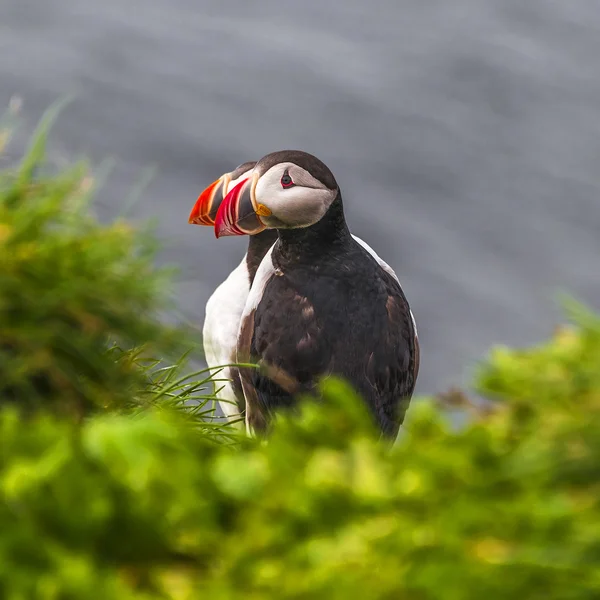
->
[256,263,389,340]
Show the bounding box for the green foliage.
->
[0,107,190,417]
[1,314,599,599]
[1,109,599,599]
[121,348,243,445]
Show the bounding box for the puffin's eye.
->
[280,171,295,188]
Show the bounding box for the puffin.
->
[189,160,416,429]
[209,150,420,439]
[189,161,277,422]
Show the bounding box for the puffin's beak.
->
[188,175,229,226]
[214,172,267,238]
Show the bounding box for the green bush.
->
[1,111,598,599]
[2,325,600,600]
[0,107,190,417]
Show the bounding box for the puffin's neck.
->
[275,192,352,265]
[246,229,278,284]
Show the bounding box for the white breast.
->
[203,256,251,421]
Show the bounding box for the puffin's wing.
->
[363,268,420,434]
[236,246,332,432]
[352,234,420,383]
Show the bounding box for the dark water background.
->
[2,0,600,394]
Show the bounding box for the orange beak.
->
[188,175,230,226]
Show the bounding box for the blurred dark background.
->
[2,0,599,395]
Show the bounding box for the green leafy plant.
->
[0,106,192,418]
[2,317,600,600]
[114,346,244,445]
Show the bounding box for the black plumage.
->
[235,161,419,438]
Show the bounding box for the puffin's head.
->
[214,150,339,238]
[188,160,258,227]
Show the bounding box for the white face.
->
[253,162,337,229]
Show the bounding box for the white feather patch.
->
[240,244,276,317]
[203,256,251,420]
